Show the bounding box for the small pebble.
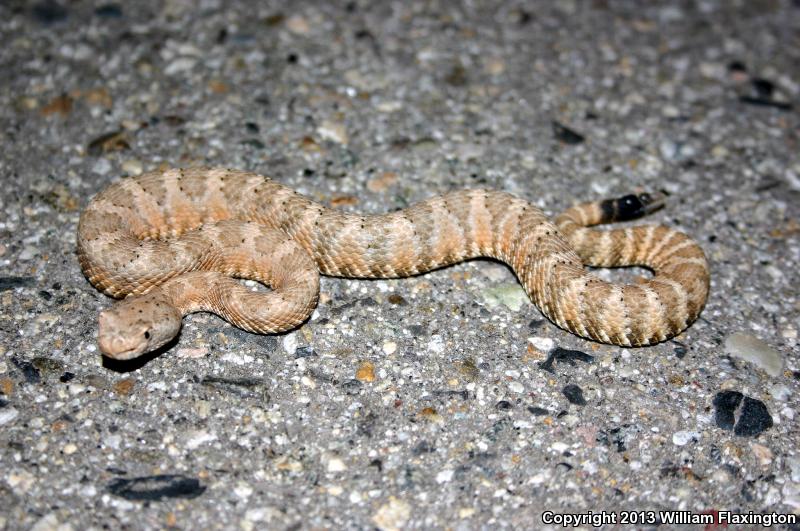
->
[282,333,298,354]
[672,430,700,446]
[317,120,348,145]
[770,384,791,402]
[0,407,19,426]
[18,246,40,261]
[294,346,317,359]
[107,475,205,500]
[372,497,411,531]
[750,442,773,467]
[495,400,513,410]
[562,384,586,406]
[327,457,347,472]
[435,469,454,483]
[527,336,554,352]
[285,14,310,34]
[91,158,112,175]
[184,430,217,450]
[164,57,197,75]
[382,341,397,355]
[508,381,524,394]
[788,456,800,483]
[481,283,527,311]
[355,361,375,382]
[121,159,143,176]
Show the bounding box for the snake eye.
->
[144,330,151,340]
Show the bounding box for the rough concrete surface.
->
[1,1,799,529]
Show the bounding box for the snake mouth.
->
[97,337,148,360]
[103,347,143,360]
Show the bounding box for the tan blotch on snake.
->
[77,167,709,360]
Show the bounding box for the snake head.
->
[97,291,182,360]
[602,191,667,222]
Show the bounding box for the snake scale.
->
[77,167,709,360]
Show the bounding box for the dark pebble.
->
[294,346,317,359]
[562,384,586,406]
[201,376,263,388]
[241,138,265,149]
[94,4,123,18]
[432,389,470,401]
[107,474,205,501]
[495,400,513,410]
[32,356,64,376]
[527,406,549,416]
[0,277,35,291]
[445,63,468,86]
[87,130,130,156]
[31,1,68,23]
[673,342,688,358]
[408,324,426,336]
[387,294,408,305]
[735,397,773,437]
[359,297,377,307]
[540,347,594,373]
[340,379,363,395]
[712,390,773,437]
[527,319,545,330]
[11,357,41,384]
[552,121,585,145]
[253,335,277,352]
[200,376,268,400]
[412,441,435,455]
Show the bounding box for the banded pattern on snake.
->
[77,167,709,359]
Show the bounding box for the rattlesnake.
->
[77,167,709,360]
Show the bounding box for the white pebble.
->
[527,337,554,352]
[327,457,347,472]
[427,335,445,354]
[672,430,700,446]
[508,381,524,393]
[91,158,112,175]
[382,341,397,355]
[184,430,217,450]
[317,120,348,145]
[435,469,454,483]
[282,333,298,354]
[724,332,783,377]
[0,407,19,426]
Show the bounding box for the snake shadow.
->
[101,334,180,373]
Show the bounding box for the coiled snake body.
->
[77,168,709,359]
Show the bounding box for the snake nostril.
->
[144,330,151,340]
